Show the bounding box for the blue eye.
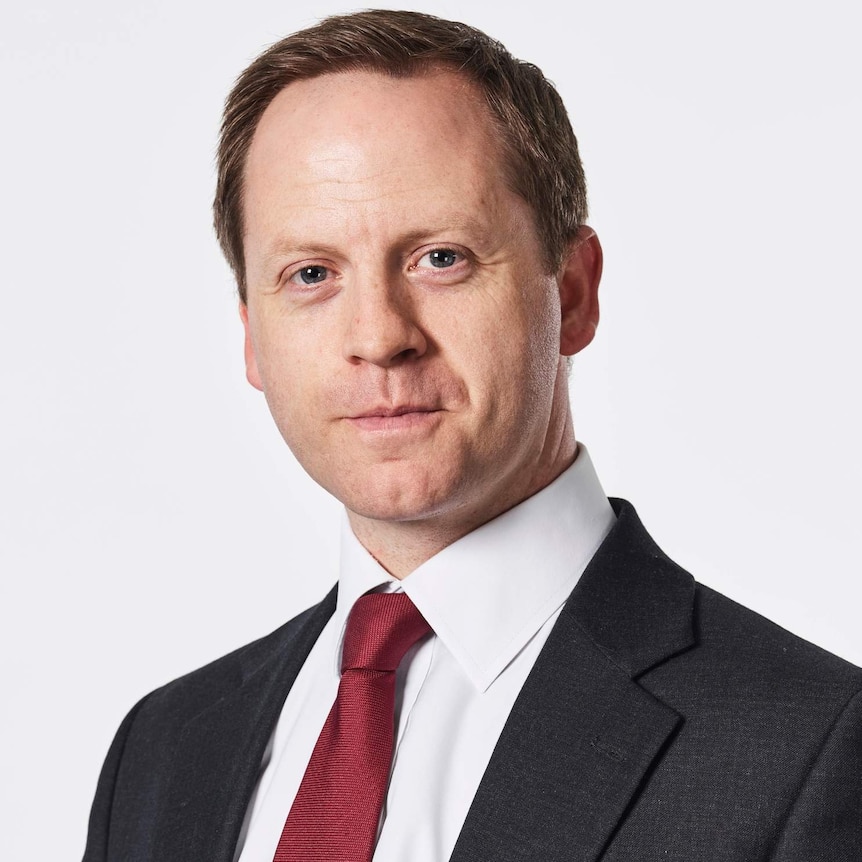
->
[292,265,329,285]
[424,249,458,268]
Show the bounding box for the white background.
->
[2,0,860,856]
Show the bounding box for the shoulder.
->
[83,590,337,860]
[686,580,862,703]
[587,503,862,860]
[130,587,337,736]
[607,498,861,687]
[636,563,862,777]
[697,581,859,672]
[589,498,862,722]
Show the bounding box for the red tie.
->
[272,592,431,862]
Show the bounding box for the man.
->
[83,10,862,862]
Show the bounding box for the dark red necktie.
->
[272,592,431,862]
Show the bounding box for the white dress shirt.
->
[236,446,615,862]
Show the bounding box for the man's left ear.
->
[239,301,264,392]
[558,226,603,356]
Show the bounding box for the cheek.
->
[445,285,558,406]
[252,330,327,446]
[253,302,334,390]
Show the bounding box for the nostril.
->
[343,310,428,367]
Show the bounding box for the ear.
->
[558,226,603,356]
[239,301,264,391]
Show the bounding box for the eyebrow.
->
[398,218,492,246]
[262,240,341,261]
[260,216,494,262]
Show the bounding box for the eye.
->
[289,265,330,286]
[417,248,461,269]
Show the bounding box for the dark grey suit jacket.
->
[83,500,862,861]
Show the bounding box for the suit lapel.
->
[450,500,695,862]
[151,587,337,862]
[147,500,693,862]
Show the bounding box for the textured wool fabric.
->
[272,593,431,862]
[82,500,862,862]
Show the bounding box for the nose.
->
[341,275,427,367]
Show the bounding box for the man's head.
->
[214,9,588,302]
[220,11,602,570]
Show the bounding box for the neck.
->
[348,393,577,579]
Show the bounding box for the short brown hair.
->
[214,9,588,301]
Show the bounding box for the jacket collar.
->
[568,498,696,678]
[450,499,696,862]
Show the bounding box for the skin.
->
[240,69,602,578]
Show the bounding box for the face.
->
[240,70,600,537]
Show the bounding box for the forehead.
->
[249,66,500,159]
[242,69,514,239]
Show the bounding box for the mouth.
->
[345,405,442,433]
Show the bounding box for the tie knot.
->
[341,593,431,673]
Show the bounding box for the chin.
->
[341,488,452,525]
[331,463,468,525]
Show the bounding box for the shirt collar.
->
[337,444,615,692]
